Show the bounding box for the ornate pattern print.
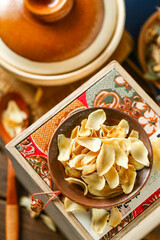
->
[87,71,160,137]
[93,90,160,136]
[26,155,54,189]
[93,91,120,108]
[118,96,142,119]
[16,136,54,188]
[114,75,131,89]
[16,137,35,157]
[138,109,160,136]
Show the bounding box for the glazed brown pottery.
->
[48,107,153,209]
[0,0,104,62]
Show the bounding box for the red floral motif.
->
[114,75,131,89]
[118,96,141,119]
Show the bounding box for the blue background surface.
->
[125,0,160,41]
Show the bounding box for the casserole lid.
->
[0,0,105,62]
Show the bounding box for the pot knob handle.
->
[24,0,74,22]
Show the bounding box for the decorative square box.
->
[6,61,160,240]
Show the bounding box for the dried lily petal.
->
[91,208,109,234]
[129,130,139,138]
[96,128,103,138]
[71,126,80,139]
[85,109,106,131]
[88,184,122,197]
[81,147,90,154]
[115,141,128,169]
[82,173,105,190]
[100,124,110,137]
[118,119,129,135]
[2,100,27,138]
[109,207,122,228]
[72,139,78,151]
[152,138,160,171]
[58,134,72,161]
[104,166,119,189]
[101,137,131,152]
[61,161,68,167]
[65,166,81,178]
[68,154,85,170]
[77,137,101,152]
[96,143,115,176]
[128,155,144,170]
[107,126,126,138]
[92,129,99,137]
[40,214,57,232]
[72,144,84,155]
[71,153,76,159]
[64,198,87,212]
[81,151,98,165]
[118,166,128,185]
[79,119,91,137]
[128,137,140,144]
[122,165,137,194]
[65,177,88,195]
[131,141,149,166]
[152,145,160,171]
[118,139,131,156]
[82,163,96,175]
[115,164,121,172]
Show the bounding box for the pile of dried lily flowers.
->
[145,9,160,81]
[57,109,150,234]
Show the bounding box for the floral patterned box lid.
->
[7,61,160,240]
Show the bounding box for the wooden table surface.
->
[0,58,160,240]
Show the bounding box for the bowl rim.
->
[48,107,153,208]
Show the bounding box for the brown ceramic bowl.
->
[48,107,153,209]
[138,10,160,89]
